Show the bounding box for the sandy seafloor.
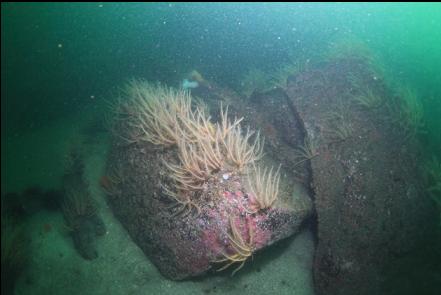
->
[4,105,315,295]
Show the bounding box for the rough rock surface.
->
[103,57,438,288]
[285,58,438,295]
[104,96,313,280]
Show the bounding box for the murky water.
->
[2,3,440,295]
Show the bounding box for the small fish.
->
[182,79,199,89]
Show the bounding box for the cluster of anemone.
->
[118,79,281,216]
[116,80,283,275]
[215,217,254,275]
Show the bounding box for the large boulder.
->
[285,57,438,295]
[103,81,313,280]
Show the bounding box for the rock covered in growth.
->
[285,57,438,295]
[104,81,312,280]
[61,147,106,260]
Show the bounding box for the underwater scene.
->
[1,3,441,295]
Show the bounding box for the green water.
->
[1,3,440,295]
[2,3,441,143]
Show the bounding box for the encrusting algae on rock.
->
[103,79,312,279]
